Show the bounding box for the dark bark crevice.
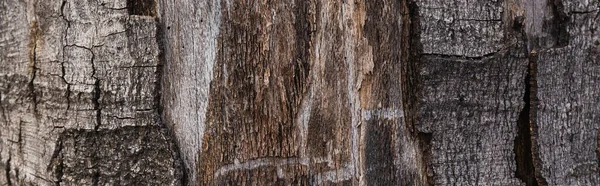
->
[90,50,101,131]
[401,0,422,136]
[29,20,40,114]
[60,0,72,111]
[400,0,431,185]
[514,50,547,186]
[48,136,64,186]
[5,152,11,186]
[417,132,433,185]
[127,0,156,17]
[548,0,570,47]
[17,121,22,153]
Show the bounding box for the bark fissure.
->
[400,0,431,184]
[89,48,101,131]
[4,152,11,186]
[514,50,547,186]
[17,121,23,153]
[60,0,72,111]
[400,0,421,136]
[29,20,39,114]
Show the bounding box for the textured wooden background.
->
[1,0,599,185]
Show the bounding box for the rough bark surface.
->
[528,0,600,185]
[159,0,428,185]
[416,0,528,185]
[0,0,182,185]
[1,0,600,185]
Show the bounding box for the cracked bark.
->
[2,0,600,185]
[514,49,546,186]
[1,0,182,185]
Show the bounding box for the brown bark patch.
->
[127,0,156,17]
[199,1,311,184]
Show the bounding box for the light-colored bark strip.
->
[157,0,222,184]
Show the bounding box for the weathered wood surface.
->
[1,0,599,185]
[530,0,600,185]
[159,0,428,185]
[1,0,181,185]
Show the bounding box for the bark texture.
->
[529,0,600,185]
[1,0,182,185]
[1,0,599,185]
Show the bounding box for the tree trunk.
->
[1,0,599,185]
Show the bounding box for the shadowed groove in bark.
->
[60,0,72,111]
[4,153,10,186]
[514,53,537,186]
[156,14,188,186]
[549,0,570,47]
[91,51,101,131]
[514,50,547,186]
[400,0,431,184]
[127,0,156,16]
[48,136,64,186]
[29,20,40,113]
[400,0,422,136]
[417,132,433,185]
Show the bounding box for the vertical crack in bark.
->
[514,50,547,186]
[400,0,421,136]
[549,0,570,47]
[60,0,72,111]
[5,151,11,186]
[90,49,101,131]
[17,121,23,153]
[61,63,71,111]
[400,0,431,184]
[597,129,600,168]
[29,20,39,114]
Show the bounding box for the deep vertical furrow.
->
[597,129,600,166]
[29,20,39,114]
[548,0,569,47]
[514,52,537,186]
[400,0,431,184]
[4,153,11,186]
[514,50,547,186]
[91,52,101,131]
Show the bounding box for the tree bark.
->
[1,0,599,185]
[1,0,181,185]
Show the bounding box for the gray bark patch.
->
[49,126,181,186]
